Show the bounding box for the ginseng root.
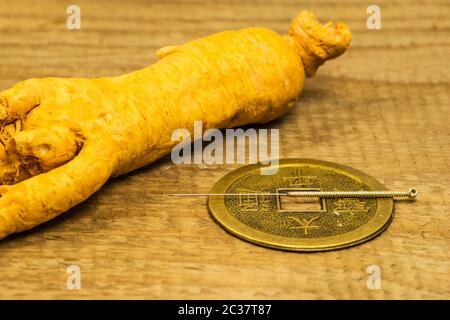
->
[0,11,351,239]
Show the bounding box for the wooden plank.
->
[0,0,448,299]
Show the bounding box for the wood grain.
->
[0,0,448,299]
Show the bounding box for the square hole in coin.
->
[279,195,322,212]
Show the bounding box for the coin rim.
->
[207,159,394,252]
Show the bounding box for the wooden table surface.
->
[0,0,448,299]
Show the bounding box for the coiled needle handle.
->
[286,188,417,200]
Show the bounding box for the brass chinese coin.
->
[207,159,394,252]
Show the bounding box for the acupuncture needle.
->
[171,188,418,200]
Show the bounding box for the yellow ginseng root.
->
[0,11,351,239]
